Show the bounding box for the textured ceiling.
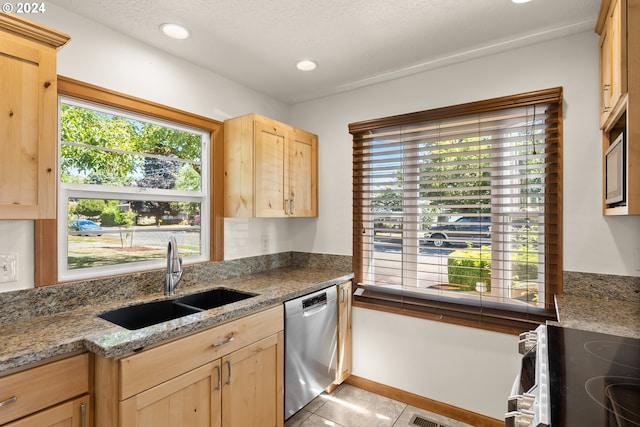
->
[47,0,600,104]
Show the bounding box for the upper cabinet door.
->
[598,0,627,129]
[0,14,69,219]
[254,120,288,218]
[288,128,318,217]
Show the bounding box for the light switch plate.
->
[0,253,18,283]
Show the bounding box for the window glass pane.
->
[60,103,202,191]
[66,198,201,270]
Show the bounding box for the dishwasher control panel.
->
[302,292,327,309]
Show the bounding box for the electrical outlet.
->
[636,248,640,271]
[0,253,18,283]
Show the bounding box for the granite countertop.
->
[553,294,640,339]
[552,271,640,339]
[0,266,353,373]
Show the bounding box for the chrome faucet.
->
[165,236,183,296]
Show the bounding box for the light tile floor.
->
[285,384,476,427]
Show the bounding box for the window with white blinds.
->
[350,88,562,332]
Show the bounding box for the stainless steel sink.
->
[98,300,201,330]
[175,288,256,310]
[97,288,256,330]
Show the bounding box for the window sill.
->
[353,286,557,335]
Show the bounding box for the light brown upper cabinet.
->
[224,114,318,218]
[596,0,639,215]
[0,13,69,219]
[598,0,626,129]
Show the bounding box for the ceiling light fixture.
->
[296,60,318,71]
[160,23,190,40]
[512,0,532,3]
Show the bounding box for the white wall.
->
[353,308,520,419]
[289,30,640,419]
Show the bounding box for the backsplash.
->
[562,271,640,302]
[0,252,352,325]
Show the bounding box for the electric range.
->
[548,325,639,426]
[507,325,639,426]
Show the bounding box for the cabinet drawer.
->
[0,353,89,425]
[119,305,283,399]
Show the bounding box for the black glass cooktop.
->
[547,325,640,427]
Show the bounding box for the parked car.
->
[422,216,491,247]
[189,215,200,226]
[69,219,102,236]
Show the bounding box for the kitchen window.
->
[350,88,562,333]
[34,77,224,285]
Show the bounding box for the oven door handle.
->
[505,410,535,427]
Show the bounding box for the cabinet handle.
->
[214,365,221,390]
[0,396,17,407]
[212,333,235,348]
[80,403,86,427]
[284,199,290,215]
[341,287,345,302]
[291,198,295,215]
[602,84,611,112]
[225,360,232,385]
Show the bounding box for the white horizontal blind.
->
[351,88,562,326]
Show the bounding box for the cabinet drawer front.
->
[0,354,89,425]
[120,305,284,399]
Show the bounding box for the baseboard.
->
[344,375,503,427]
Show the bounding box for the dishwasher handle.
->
[302,292,328,317]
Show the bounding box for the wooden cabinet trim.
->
[0,12,70,48]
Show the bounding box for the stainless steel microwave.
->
[605,131,626,206]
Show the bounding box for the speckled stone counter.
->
[0,252,353,373]
[551,271,640,339]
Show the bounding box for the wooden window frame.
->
[35,76,224,286]
[349,87,563,335]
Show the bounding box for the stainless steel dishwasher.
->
[284,285,337,419]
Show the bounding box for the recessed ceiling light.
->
[512,0,532,3]
[160,23,190,40]
[296,60,318,71]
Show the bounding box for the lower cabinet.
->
[221,334,282,427]
[120,362,220,427]
[4,395,91,427]
[95,306,284,427]
[0,353,90,427]
[335,280,352,385]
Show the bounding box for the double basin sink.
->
[98,288,256,330]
